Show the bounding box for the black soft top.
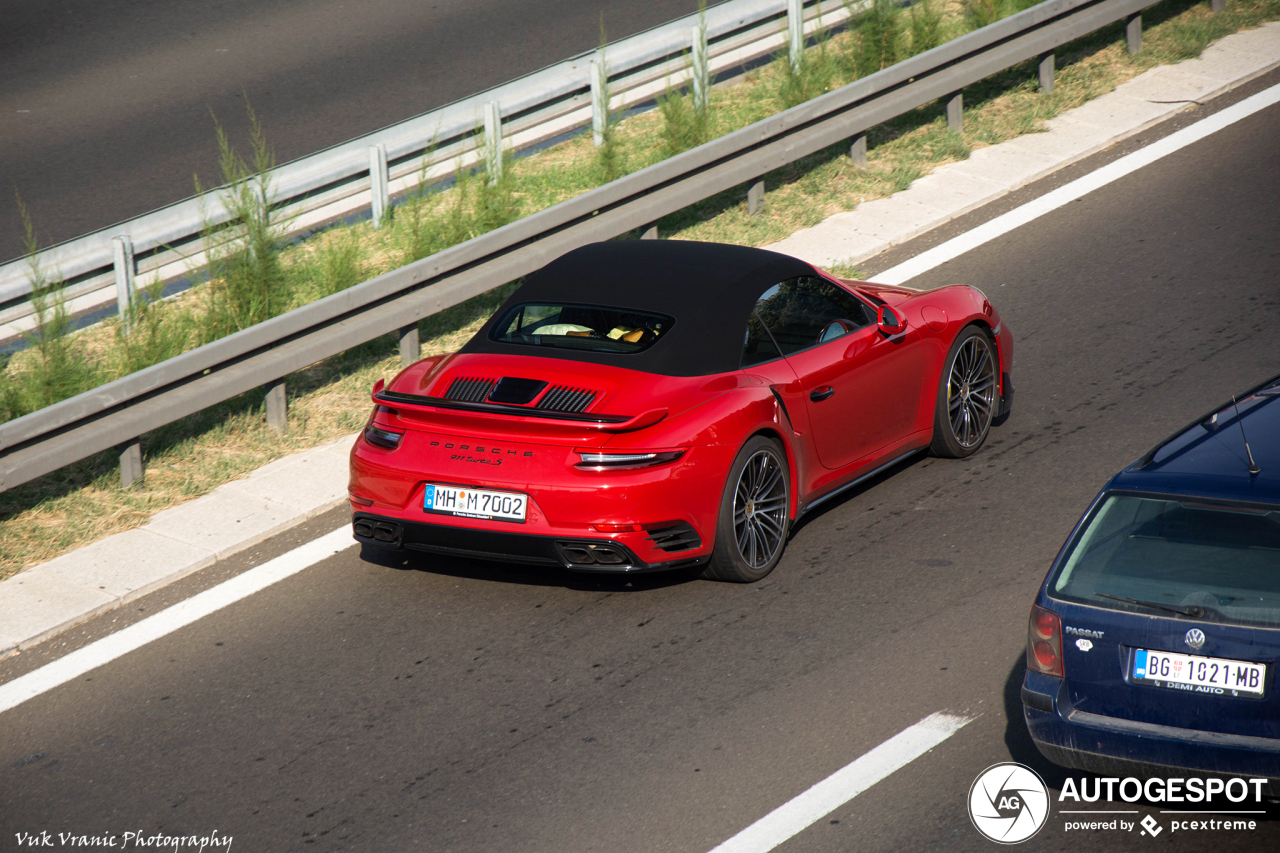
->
[461,241,815,376]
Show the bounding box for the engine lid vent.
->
[539,385,596,413]
[444,377,496,403]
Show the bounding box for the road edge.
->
[2,21,1278,660]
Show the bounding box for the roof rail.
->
[1133,372,1280,470]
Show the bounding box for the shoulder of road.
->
[2,21,1278,659]
[765,22,1280,267]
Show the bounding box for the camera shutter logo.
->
[1185,628,1206,650]
[968,763,1050,844]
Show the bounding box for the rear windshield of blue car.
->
[490,303,674,354]
[1049,492,1280,627]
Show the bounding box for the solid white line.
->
[0,526,354,715]
[874,82,1280,285]
[707,711,972,853]
[8,78,1270,725]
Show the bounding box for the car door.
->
[754,277,922,471]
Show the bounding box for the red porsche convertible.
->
[349,240,1013,582]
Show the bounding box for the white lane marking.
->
[0,526,354,715]
[11,86,1271,721]
[708,711,972,853]
[875,82,1280,285]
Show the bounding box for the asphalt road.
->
[0,0,704,263]
[1,82,1279,851]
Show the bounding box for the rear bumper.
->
[1022,671,1280,786]
[353,512,709,573]
[348,430,730,565]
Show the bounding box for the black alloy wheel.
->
[705,436,791,583]
[931,325,998,458]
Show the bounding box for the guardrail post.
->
[591,53,608,146]
[9,0,1226,496]
[368,144,390,228]
[399,324,420,366]
[1126,13,1142,54]
[1210,0,1225,11]
[946,92,963,133]
[484,100,503,183]
[787,0,804,73]
[692,23,709,116]
[118,440,143,488]
[112,236,136,327]
[265,380,287,433]
[1038,51,1055,93]
[850,132,867,166]
[641,225,659,239]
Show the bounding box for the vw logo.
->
[1185,628,1206,650]
[968,763,1050,844]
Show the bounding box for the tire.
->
[703,436,791,583]
[930,325,998,458]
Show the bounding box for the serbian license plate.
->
[1132,648,1266,698]
[423,484,527,523]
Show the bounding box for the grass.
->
[1,0,1277,577]
[0,282,517,574]
[3,198,100,420]
[655,0,1280,244]
[198,106,295,340]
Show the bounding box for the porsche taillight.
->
[574,450,686,470]
[1027,605,1064,677]
[364,424,404,450]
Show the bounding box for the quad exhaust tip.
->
[354,518,403,547]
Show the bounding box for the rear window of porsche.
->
[1049,492,1280,626]
[490,303,674,353]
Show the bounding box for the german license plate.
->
[423,484,527,523]
[1132,648,1266,698]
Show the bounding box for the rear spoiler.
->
[374,388,668,432]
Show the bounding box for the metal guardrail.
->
[0,0,855,339]
[0,0,1160,491]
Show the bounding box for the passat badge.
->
[1185,628,1206,650]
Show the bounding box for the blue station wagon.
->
[1022,373,1280,785]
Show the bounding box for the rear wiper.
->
[1094,593,1203,618]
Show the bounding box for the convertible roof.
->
[461,240,815,376]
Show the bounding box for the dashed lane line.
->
[707,711,973,853]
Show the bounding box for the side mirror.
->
[877,305,905,334]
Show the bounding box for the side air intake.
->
[539,385,596,413]
[645,522,702,553]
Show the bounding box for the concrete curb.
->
[2,22,1278,659]
[0,433,357,657]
